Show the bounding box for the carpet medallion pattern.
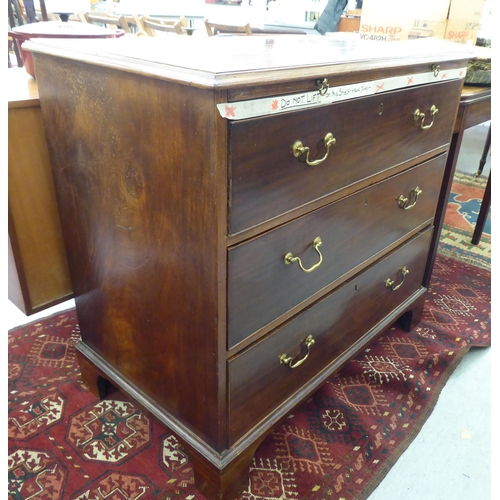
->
[8,256,490,500]
[438,171,491,270]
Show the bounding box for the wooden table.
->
[8,68,73,315]
[424,85,491,287]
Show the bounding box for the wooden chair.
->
[338,10,361,32]
[9,0,25,26]
[38,0,49,21]
[84,12,132,33]
[204,19,252,36]
[69,12,88,23]
[118,14,145,33]
[141,16,187,36]
[35,9,63,21]
[8,0,25,66]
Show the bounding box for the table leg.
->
[475,124,491,178]
[423,127,465,288]
[471,171,491,245]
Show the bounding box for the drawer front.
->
[228,155,445,347]
[229,78,463,233]
[228,228,432,444]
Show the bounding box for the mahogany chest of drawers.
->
[28,35,472,499]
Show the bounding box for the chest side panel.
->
[34,55,227,449]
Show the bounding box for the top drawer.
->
[229,78,463,234]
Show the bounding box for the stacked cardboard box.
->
[444,0,486,45]
[359,0,485,44]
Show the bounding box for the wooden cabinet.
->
[8,68,73,315]
[28,35,472,499]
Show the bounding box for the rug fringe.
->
[437,247,491,271]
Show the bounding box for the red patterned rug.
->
[8,255,490,500]
[438,171,491,270]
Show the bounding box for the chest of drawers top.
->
[26,35,473,89]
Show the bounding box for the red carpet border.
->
[8,255,490,500]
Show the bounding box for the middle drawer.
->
[227,155,445,348]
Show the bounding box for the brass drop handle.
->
[414,105,439,130]
[284,237,323,273]
[397,187,423,210]
[385,266,410,291]
[279,335,315,369]
[316,77,329,96]
[292,133,336,166]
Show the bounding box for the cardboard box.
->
[445,0,485,45]
[359,0,451,42]
[359,12,414,42]
[338,16,361,33]
[360,0,486,44]
[409,18,448,40]
[444,17,482,45]
[448,0,485,20]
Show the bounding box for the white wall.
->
[478,0,492,39]
[116,0,327,27]
[34,0,332,28]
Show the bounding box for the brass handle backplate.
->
[385,266,410,291]
[397,187,423,210]
[292,133,336,166]
[279,335,315,369]
[284,237,323,273]
[414,105,439,130]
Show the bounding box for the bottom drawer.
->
[228,227,432,444]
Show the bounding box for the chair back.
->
[8,0,25,66]
[84,12,132,33]
[204,19,252,36]
[141,16,186,36]
[119,14,145,33]
[69,12,88,22]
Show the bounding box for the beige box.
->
[360,0,451,41]
[444,0,485,45]
[444,17,482,45]
[359,15,411,42]
[448,0,485,19]
[409,18,448,40]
